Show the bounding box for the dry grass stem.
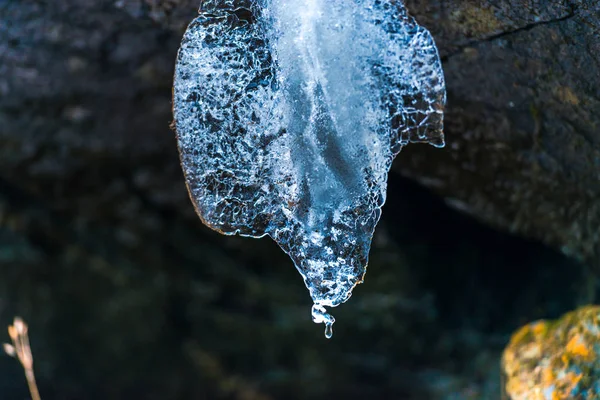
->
[4,317,41,400]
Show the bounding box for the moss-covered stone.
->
[503,306,600,400]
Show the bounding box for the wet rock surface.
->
[0,0,597,399]
[402,0,600,266]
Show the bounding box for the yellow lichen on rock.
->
[502,306,600,400]
[554,86,581,106]
[449,5,502,38]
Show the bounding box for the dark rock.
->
[400,0,600,266]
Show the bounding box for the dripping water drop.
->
[312,303,335,339]
[324,322,333,339]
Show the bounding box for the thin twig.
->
[4,317,41,400]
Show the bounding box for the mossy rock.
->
[503,305,600,400]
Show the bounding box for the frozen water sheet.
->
[173,0,445,337]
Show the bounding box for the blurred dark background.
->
[1,0,598,399]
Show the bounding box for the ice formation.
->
[173,0,445,338]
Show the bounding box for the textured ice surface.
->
[173,0,445,337]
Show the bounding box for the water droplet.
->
[312,303,335,338]
[324,322,333,339]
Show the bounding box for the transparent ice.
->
[173,0,445,338]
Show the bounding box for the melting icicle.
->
[172,0,445,337]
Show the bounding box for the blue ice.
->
[173,0,445,338]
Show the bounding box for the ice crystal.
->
[173,0,445,337]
